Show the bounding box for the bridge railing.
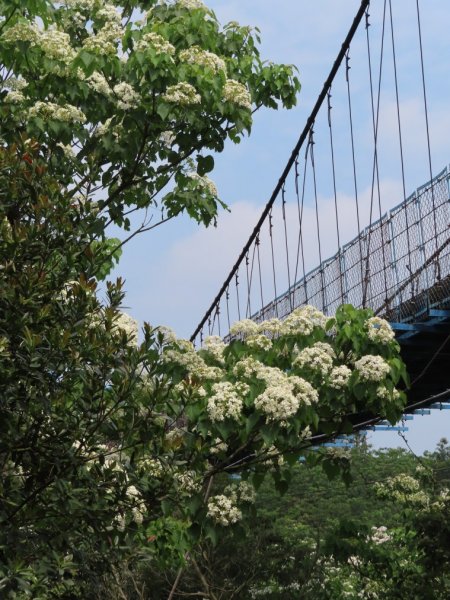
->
[191,0,450,346]
[249,167,450,324]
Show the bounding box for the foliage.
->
[0,0,300,232]
[0,149,408,596]
[156,441,449,600]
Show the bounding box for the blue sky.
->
[108,0,450,454]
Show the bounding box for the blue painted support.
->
[429,309,450,318]
[429,403,450,410]
[391,321,448,334]
[412,409,431,415]
[373,426,409,432]
[391,322,416,331]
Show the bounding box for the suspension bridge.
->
[191,0,450,438]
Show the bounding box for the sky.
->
[108,0,450,454]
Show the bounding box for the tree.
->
[0,0,300,235]
[160,443,449,600]
[0,1,409,597]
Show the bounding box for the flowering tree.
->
[0,1,410,597]
[159,306,406,532]
[314,465,450,600]
[0,0,299,235]
[0,144,408,595]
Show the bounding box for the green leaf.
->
[77,49,95,69]
[205,524,218,546]
[245,412,260,434]
[157,103,171,120]
[197,154,214,176]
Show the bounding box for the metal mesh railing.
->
[249,167,450,324]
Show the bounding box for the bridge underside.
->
[390,275,450,407]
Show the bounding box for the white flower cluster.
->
[369,525,391,545]
[246,334,273,351]
[156,325,178,344]
[164,348,223,381]
[225,481,256,504]
[4,90,25,104]
[174,470,201,496]
[285,305,328,333]
[210,437,228,454]
[430,487,450,511]
[376,386,400,401]
[162,82,201,105]
[179,46,226,73]
[233,358,319,421]
[56,142,76,158]
[135,32,175,56]
[86,71,112,97]
[366,316,395,344]
[165,427,184,446]
[96,3,122,24]
[29,101,86,124]
[263,445,285,467]
[113,82,140,110]
[95,116,123,139]
[347,555,362,568]
[255,364,287,387]
[375,474,429,506]
[207,381,248,422]
[294,342,335,376]
[329,365,352,389]
[290,376,319,406]
[207,494,242,526]
[140,458,164,477]
[174,338,195,352]
[2,21,40,46]
[6,77,28,91]
[40,29,76,64]
[187,172,218,196]
[257,318,282,336]
[64,0,98,9]
[0,335,9,356]
[3,22,78,70]
[230,308,327,341]
[282,311,314,336]
[60,8,85,28]
[176,0,206,9]
[126,485,146,525]
[222,79,252,110]
[254,375,317,423]
[4,77,28,103]
[83,20,123,55]
[232,356,260,379]
[229,318,259,339]
[204,335,226,361]
[254,384,298,422]
[386,474,421,493]
[114,312,139,344]
[354,355,390,382]
[159,130,176,147]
